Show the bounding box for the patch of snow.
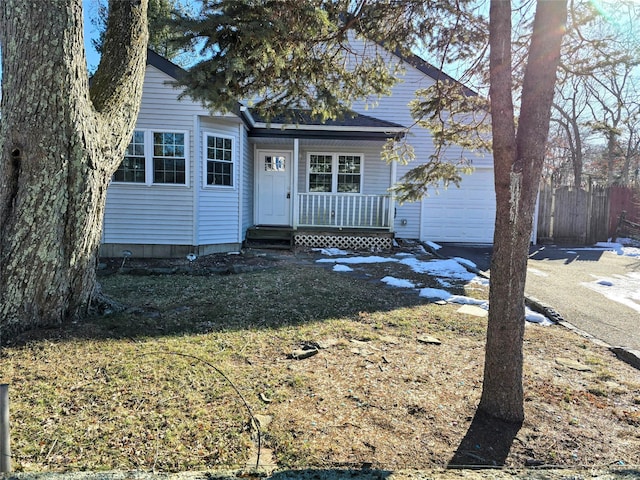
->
[394,252,414,257]
[470,277,490,286]
[589,241,625,255]
[425,241,442,251]
[418,288,452,301]
[622,247,640,257]
[454,257,477,269]
[447,295,488,306]
[313,247,349,256]
[400,257,477,282]
[333,264,353,272]
[525,307,553,326]
[316,255,399,264]
[381,276,416,288]
[581,272,640,314]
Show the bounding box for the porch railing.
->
[297,193,392,229]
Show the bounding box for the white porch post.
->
[292,138,300,229]
[388,158,397,233]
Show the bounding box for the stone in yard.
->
[288,348,319,360]
[378,335,400,344]
[457,304,488,317]
[253,414,273,429]
[417,335,442,345]
[316,338,341,349]
[555,357,592,372]
[244,447,276,474]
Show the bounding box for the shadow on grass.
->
[448,410,522,467]
[5,260,472,347]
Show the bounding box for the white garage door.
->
[420,168,496,244]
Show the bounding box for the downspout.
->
[389,156,397,233]
[192,115,200,251]
[292,138,300,229]
[237,122,244,245]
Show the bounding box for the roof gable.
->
[146,49,185,80]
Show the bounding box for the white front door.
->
[256,150,292,225]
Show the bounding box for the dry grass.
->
[1,250,639,473]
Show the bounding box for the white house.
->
[100,49,495,258]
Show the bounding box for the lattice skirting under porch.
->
[294,233,393,250]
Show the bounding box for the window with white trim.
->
[114,130,188,185]
[114,130,145,183]
[308,153,362,193]
[205,134,234,186]
[153,132,186,184]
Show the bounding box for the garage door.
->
[420,168,495,244]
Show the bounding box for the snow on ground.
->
[316,243,552,325]
[381,276,416,288]
[313,247,349,256]
[318,241,640,325]
[557,241,640,314]
[424,241,442,251]
[564,241,640,257]
[581,271,640,314]
[332,264,353,272]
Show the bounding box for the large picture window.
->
[114,130,188,186]
[205,134,234,186]
[308,153,362,193]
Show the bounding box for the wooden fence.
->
[609,185,640,237]
[536,184,622,245]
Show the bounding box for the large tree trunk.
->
[478,0,567,423]
[0,0,148,341]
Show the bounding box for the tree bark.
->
[478,0,567,423]
[0,0,148,341]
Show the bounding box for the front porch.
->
[296,193,392,229]
[245,225,394,251]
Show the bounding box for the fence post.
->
[0,384,10,473]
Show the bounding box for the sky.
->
[312,240,640,326]
[83,0,104,71]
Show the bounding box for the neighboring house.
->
[100,49,495,258]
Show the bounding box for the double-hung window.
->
[113,130,188,186]
[308,153,362,193]
[114,130,146,183]
[205,134,234,187]
[153,132,186,184]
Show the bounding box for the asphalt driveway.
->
[437,243,640,351]
[525,244,640,351]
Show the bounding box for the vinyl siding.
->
[104,65,245,248]
[349,39,494,241]
[197,118,244,245]
[241,126,254,237]
[104,66,208,246]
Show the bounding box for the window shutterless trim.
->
[306,152,364,194]
[202,131,236,189]
[112,129,190,187]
